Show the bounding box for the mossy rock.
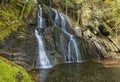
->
[0,56,34,82]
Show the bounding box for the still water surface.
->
[38,60,120,82]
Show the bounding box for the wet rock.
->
[0,25,36,70]
[74,27,82,37]
[24,0,38,24]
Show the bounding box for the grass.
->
[0,56,34,82]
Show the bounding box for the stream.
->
[38,60,120,82]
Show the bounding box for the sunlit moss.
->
[0,56,34,82]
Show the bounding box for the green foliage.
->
[74,0,83,4]
[9,0,14,4]
[66,0,74,8]
[0,56,34,82]
[24,0,33,18]
[103,0,120,27]
[19,0,33,19]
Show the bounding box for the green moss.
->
[0,0,32,41]
[0,56,34,82]
[24,0,33,18]
[19,0,33,19]
[42,4,51,17]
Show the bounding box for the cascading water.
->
[38,5,43,28]
[53,11,82,63]
[52,8,59,26]
[93,41,102,60]
[35,5,52,69]
[69,35,81,62]
[59,13,66,31]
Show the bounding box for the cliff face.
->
[0,25,37,70]
[0,0,38,70]
[0,0,120,70]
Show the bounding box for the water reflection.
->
[38,69,51,82]
[45,61,120,82]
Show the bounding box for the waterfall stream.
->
[35,5,82,69]
[53,9,82,63]
[38,5,43,28]
[52,8,59,26]
[35,5,52,69]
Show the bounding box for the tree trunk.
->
[65,0,67,15]
[19,4,26,19]
[108,36,120,52]
[1,0,8,4]
[72,7,75,20]
[77,11,80,25]
[49,0,51,7]
[1,0,4,5]
[116,29,118,42]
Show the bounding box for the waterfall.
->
[35,30,52,68]
[59,13,66,31]
[60,13,81,62]
[35,5,52,69]
[51,8,59,26]
[93,41,101,60]
[68,39,72,62]
[38,5,43,28]
[52,9,82,62]
[67,35,81,62]
[70,35,81,62]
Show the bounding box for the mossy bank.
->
[0,56,34,82]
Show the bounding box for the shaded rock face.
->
[0,25,36,70]
[0,0,38,70]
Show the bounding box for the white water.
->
[52,9,81,63]
[59,13,66,31]
[52,8,59,26]
[35,30,52,68]
[67,35,81,62]
[93,41,101,60]
[38,5,43,28]
[35,5,52,69]
[60,13,81,62]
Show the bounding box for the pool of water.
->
[38,60,120,82]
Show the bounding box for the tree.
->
[65,0,67,15]
[103,0,120,41]
[73,0,83,25]
[0,0,8,4]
